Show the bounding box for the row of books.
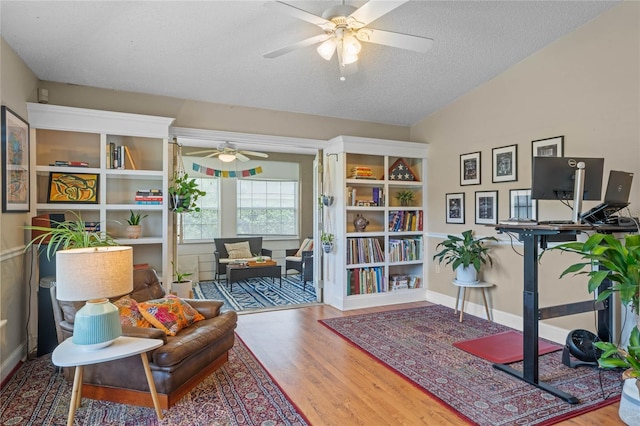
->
[347,186,385,207]
[388,237,423,262]
[389,274,421,291]
[135,189,163,205]
[388,210,423,232]
[347,267,386,295]
[346,237,385,265]
[107,143,137,170]
[49,160,89,167]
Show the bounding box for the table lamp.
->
[55,246,133,350]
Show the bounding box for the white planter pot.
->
[455,265,478,283]
[171,280,193,299]
[125,225,142,239]
[619,378,640,425]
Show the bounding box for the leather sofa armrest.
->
[122,325,167,342]
[184,299,224,319]
[261,248,273,257]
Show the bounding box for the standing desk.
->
[493,223,634,404]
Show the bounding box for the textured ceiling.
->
[1,1,619,127]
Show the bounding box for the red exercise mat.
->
[453,330,562,364]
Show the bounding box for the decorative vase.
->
[353,214,369,232]
[170,194,191,212]
[322,242,333,253]
[125,225,142,239]
[455,265,478,283]
[322,195,334,207]
[619,378,640,425]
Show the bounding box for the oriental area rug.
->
[0,336,308,426]
[195,276,316,311]
[320,305,621,426]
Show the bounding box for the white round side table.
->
[452,279,495,322]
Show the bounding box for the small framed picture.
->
[47,172,99,203]
[509,189,537,220]
[492,144,517,183]
[445,192,465,224]
[475,190,498,225]
[2,106,30,212]
[532,136,564,158]
[460,151,481,186]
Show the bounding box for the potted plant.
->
[125,210,148,239]
[395,189,415,206]
[171,261,194,298]
[321,232,335,253]
[168,172,206,213]
[432,230,498,283]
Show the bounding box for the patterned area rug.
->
[195,275,316,311]
[320,305,621,426]
[0,336,308,426]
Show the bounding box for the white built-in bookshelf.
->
[27,103,174,285]
[323,136,428,310]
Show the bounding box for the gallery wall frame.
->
[460,151,481,186]
[445,192,465,224]
[475,190,498,225]
[532,135,564,158]
[47,172,100,203]
[509,189,537,220]
[492,144,517,183]
[2,106,30,213]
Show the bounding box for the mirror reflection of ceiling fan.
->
[187,142,269,163]
[263,0,433,80]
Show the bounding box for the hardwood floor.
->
[235,302,623,425]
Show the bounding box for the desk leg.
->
[140,353,163,420]
[67,365,83,426]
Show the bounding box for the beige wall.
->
[412,2,640,337]
[1,38,39,378]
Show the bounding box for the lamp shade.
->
[55,246,133,301]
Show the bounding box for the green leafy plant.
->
[24,212,118,259]
[594,326,640,379]
[432,230,498,272]
[126,210,148,225]
[172,261,193,283]
[552,233,640,314]
[168,172,206,213]
[395,189,415,206]
[321,232,334,244]
[254,253,265,262]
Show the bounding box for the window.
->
[237,180,297,236]
[181,178,220,241]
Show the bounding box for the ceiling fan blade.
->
[348,0,409,28]
[187,149,217,155]
[240,150,269,158]
[235,152,250,162]
[205,152,222,159]
[263,34,331,59]
[357,28,433,52]
[265,1,334,29]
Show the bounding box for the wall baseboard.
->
[1,342,26,385]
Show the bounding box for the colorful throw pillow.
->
[113,296,151,328]
[138,295,205,336]
[225,241,253,259]
[295,238,314,257]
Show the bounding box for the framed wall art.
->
[445,192,465,224]
[492,144,517,183]
[532,135,564,158]
[460,151,481,186]
[509,189,537,220]
[47,172,99,203]
[2,106,30,212]
[475,190,498,225]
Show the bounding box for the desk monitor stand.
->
[572,161,585,224]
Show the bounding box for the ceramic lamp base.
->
[72,299,122,350]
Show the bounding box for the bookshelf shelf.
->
[324,136,428,310]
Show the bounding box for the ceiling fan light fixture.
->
[343,33,361,55]
[218,153,236,163]
[317,38,336,60]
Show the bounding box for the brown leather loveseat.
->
[50,267,237,409]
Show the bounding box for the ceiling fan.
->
[187,142,269,163]
[263,1,433,80]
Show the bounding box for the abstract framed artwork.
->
[509,189,537,220]
[47,172,99,203]
[532,135,564,158]
[460,151,481,186]
[2,106,30,212]
[492,144,517,183]
[475,190,498,225]
[445,192,465,224]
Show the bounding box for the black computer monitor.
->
[531,157,604,201]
